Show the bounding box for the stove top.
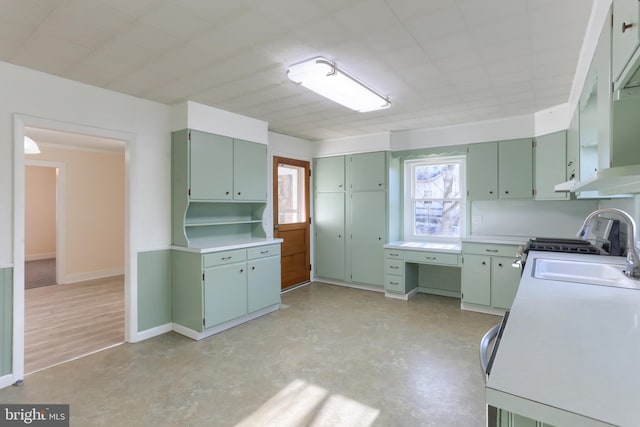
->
[525,238,603,255]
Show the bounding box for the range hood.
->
[555,165,640,195]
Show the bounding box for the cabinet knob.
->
[378,183,383,187]
[622,21,634,33]
[505,190,509,194]
[338,234,342,238]
[237,192,241,195]
[489,191,493,194]
[482,261,486,265]
[498,263,503,267]
[378,237,382,240]
[225,191,230,195]
[252,266,256,270]
[240,269,244,273]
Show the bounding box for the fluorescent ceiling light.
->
[287,57,390,112]
[24,136,40,154]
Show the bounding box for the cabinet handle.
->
[221,256,232,260]
[338,234,342,238]
[622,21,634,33]
[482,261,486,265]
[252,266,256,270]
[485,249,499,253]
[489,191,494,194]
[378,237,382,240]
[390,253,399,257]
[498,263,503,267]
[240,269,244,273]
[237,192,241,195]
[225,191,230,195]
[567,161,573,166]
[390,281,399,285]
[338,184,343,188]
[260,250,269,254]
[390,266,399,269]
[378,183,383,187]
[425,256,437,260]
[504,190,509,194]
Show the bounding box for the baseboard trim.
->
[0,374,17,389]
[25,253,55,261]
[314,279,385,293]
[134,323,173,342]
[461,302,506,316]
[173,303,280,341]
[63,268,124,284]
[418,287,461,299]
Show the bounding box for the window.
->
[404,156,466,240]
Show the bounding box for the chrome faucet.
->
[577,208,640,279]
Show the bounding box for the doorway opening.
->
[23,127,126,374]
[273,157,311,290]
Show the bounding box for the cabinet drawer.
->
[384,259,404,276]
[384,249,404,260]
[404,250,459,266]
[203,249,247,267]
[384,275,405,293]
[247,244,281,260]
[462,243,521,258]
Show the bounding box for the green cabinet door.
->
[535,131,568,200]
[190,130,233,200]
[204,262,247,328]
[247,256,281,313]
[349,152,386,191]
[567,107,580,181]
[350,191,385,286]
[461,254,491,306]
[612,0,639,83]
[499,139,533,199]
[467,142,498,200]
[491,256,521,310]
[315,156,345,192]
[233,139,267,201]
[315,192,345,280]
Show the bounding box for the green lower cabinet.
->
[491,257,521,310]
[248,256,281,313]
[461,254,491,305]
[461,243,522,310]
[204,262,247,328]
[350,191,385,286]
[315,192,345,280]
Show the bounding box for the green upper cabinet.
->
[233,139,267,201]
[612,0,640,88]
[315,156,345,192]
[349,151,386,191]
[498,138,533,199]
[189,130,233,201]
[467,142,498,200]
[567,107,580,182]
[467,139,533,200]
[534,131,569,200]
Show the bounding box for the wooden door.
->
[273,157,310,289]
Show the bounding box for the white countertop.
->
[384,241,461,253]
[486,251,640,426]
[172,237,283,254]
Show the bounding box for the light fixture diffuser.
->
[24,136,40,154]
[287,57,390,112]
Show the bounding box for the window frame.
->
[403,156,467,242]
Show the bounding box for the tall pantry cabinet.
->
[314,152,392,288]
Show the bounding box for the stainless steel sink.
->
[533,258,640,289]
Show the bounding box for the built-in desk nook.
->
[383,241,462,300]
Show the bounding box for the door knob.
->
[274,224,280,230]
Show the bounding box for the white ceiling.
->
[2,0,593,141]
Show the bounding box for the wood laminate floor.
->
[24,276,124,374]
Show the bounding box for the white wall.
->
[314,132,391,157]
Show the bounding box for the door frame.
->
[11,115,133,386]
[24,160,66,285]
[273,156,311,289]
